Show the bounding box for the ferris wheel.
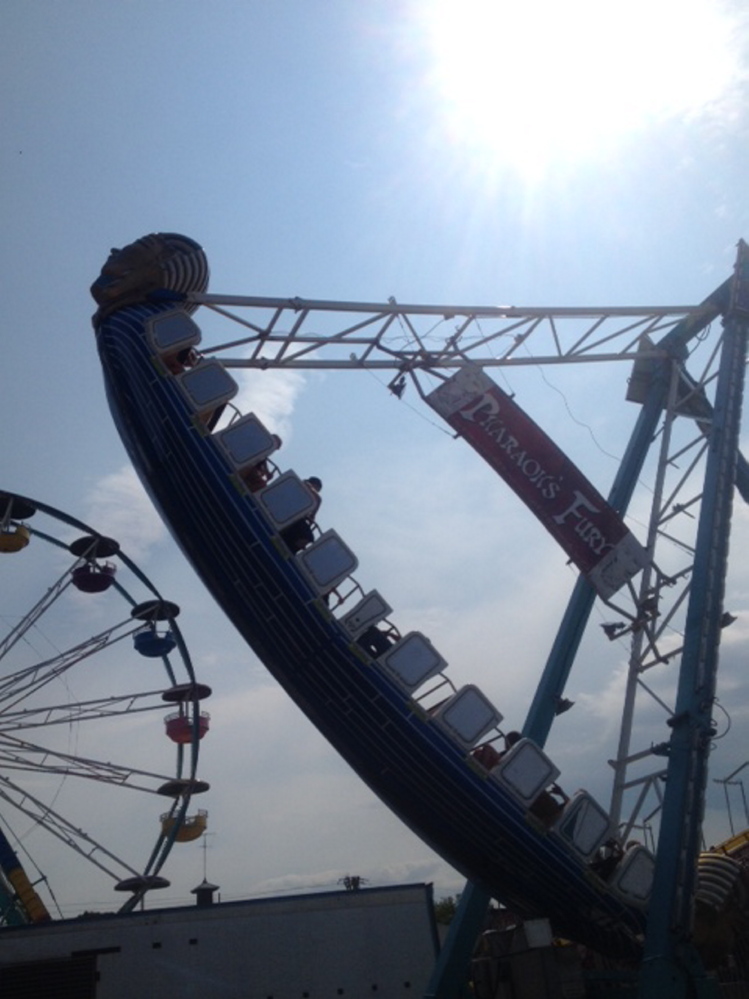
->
[0,490,211,924]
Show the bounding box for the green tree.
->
[434,893,461,925]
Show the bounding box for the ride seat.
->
[608,845,655,907]
[339,590,393,639]
[552,790,613,861]
[377,632,447,693]
[296,530,359,596]
[146,309,202,364]
[256,472,320,529]
[176,359,238,421]
[431,685,503,750]
[491,738,561,806]
[215,413,278,472]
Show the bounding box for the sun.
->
[410,0,740,174]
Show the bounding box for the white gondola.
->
[491,738,561,807]
[176,359,238,420]
[146,309,202,356]
[297,530,359,596]
[608,845,655,908]
[339,590,393,639]
[552,790,613,861]
[256,472,320,529]
[377,632,448,694]
[431,685,503,750]
[215,412,278,473]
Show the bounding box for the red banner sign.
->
[426,365,648,598]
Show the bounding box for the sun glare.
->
[414,0,740,173]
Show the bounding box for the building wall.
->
[0,883,439,999]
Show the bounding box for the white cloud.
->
[233,368,307,444]
[244,855,464,902]
[83,466,167,562]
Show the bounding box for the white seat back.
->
[553,790,613,860]
[146,310,202,354]
[339,591,392,639]
[177,359,237,416]
[215,413,277,471]
[492,738,560,806]
[378,632,447,693]
[297,531,359,595]
[432,685,503,749]
[257,472,319,528]
[608,845,655,907]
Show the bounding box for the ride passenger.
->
[472,730,521,770]
[242,435,283,492]
[163,346,201,375]
[589,838,624,880]
[529,780,569,826]
[356,624,397,657]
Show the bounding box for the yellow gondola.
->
[160,809,208,842]
[0,525,31,553]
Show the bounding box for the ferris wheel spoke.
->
[0,569,73,663]
[0,621,139,711]
[0,690,169,731]
[0,736,177,790]
[0,777,140,882]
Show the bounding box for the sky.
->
[2,0,749,918]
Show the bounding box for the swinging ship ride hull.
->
[95,291,648,959]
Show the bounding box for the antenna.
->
[199,831,215,881]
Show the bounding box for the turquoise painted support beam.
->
[638,244,749,999]
[423,882,493,999]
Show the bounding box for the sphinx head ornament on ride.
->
[91,232,209,322]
